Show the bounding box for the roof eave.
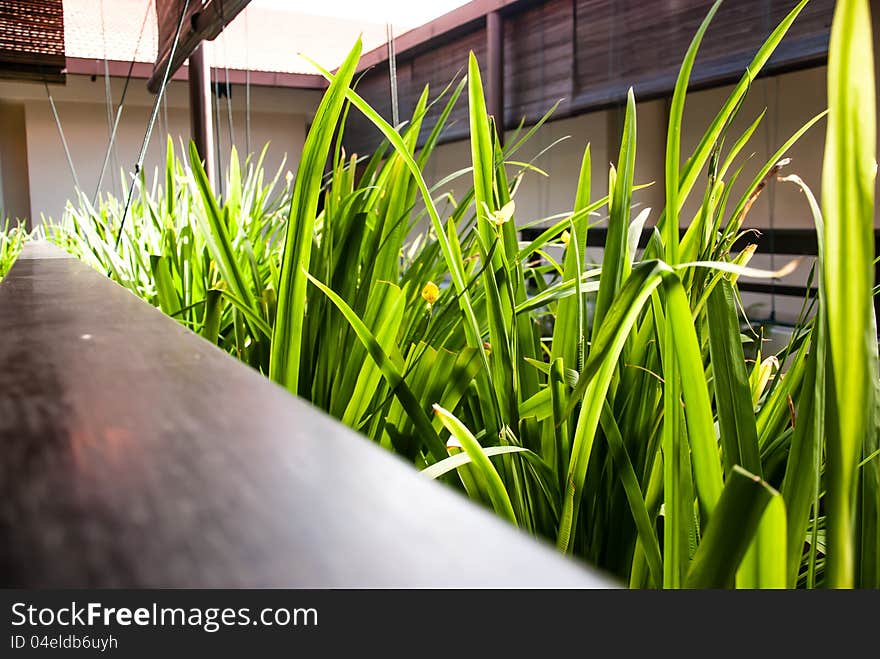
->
[354,0,524,73]
[65,57,328,90]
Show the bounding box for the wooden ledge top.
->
[0,242,614,588]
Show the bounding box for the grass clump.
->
[0,218,28,280]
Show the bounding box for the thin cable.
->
[45,82,81,193]
[93,0,153,205]
[213,61,224,198]
[99,0,119,193]
[217,2,235,152]
[225,69,234,152]
[162,85,169,143]
[225,68,235,151]
[245,7,251,156]
[114,0,191,250]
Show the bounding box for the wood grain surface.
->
[0,242,613,588]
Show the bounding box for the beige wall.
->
[425,66,829,323]
[681,66,828,231]
[0,102,31,223]
[0,73,321,223]
[505,67,823,235]
[421,109,613,261]
[683,66,828,322]
[427,67,827,231]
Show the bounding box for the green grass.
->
[43,139,290,370]
[0,218,28,280]
[821,0,879,588]
[39,0,879,588]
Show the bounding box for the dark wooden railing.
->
[0,242,613,588]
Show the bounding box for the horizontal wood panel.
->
[150,0,251,92]
[0,242,611,588]
[342,0,833,155]
[0,0,65,80]
[572,0,831,110]
[505,0,573,122]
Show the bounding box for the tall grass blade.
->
[433,405,518,525]
[707,279,762,476]
[736,493,787,588]
[821,0,877,588]
[685,466,780,588]
[306,273,447,461]
[593,89,636,337]
[664,0,721,264]
[270,40,362,392]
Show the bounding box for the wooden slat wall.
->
[154,0,198,81]
[505,0,574,123]
[573,0,832,109]
[0,0,65,81]
[342,0,833,156]
[149,0,251,92]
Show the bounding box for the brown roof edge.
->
[65,57,328,90]
[355,0,523,73]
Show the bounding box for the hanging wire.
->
[217,1,235,151]
[213,0,235,196]
[224,60,235,151]
[99,0,120,194]
[245,6,251,157]
[114,0,191,249]
[44,82,81,193]
[161,83,169,144]
[93,0,153,206]
[213,45,224,198]
[386,22,399,127]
